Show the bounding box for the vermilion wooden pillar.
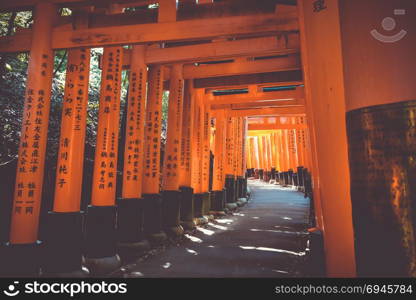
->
[200,93,212,215]
[298,0,355,276]
[142,65,167,245]
[340,0,416,276]
[224,116,237,204]
[84,46,124,273]
[5,2,56,276]
[161,63,184,236]
[277,129,286,172]
[178,80,195,229]
[43,48,91,275]
[118,45,149,253]
[253,136,260,178]
[257,134,265,179]
[270,132,277,180]
[246,137,252,170]
[295,117,306,168]
[211,111,226,212]
[191,89,204,220]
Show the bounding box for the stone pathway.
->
[119,180,310,278]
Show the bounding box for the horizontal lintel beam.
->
[222,106,306,117]
[0,13,298,52]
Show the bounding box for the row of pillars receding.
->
[246,116,311,182]
[1,3,250,277]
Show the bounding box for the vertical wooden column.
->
[246,137,252,170]
[295,117,306,168]
[200,92,212,215]
[53,49,90,213]
[85,45,123,271]
[287,126,297,171]
[224,116,237,204]
[191,88,204,219]
[340,0,416,277]
[298,0,355,276]
[237,117,247,198]
[257,134,264,174]
[118,45,149,249]
[211,111,226,213]
[43,48,91,275]
[253,136,260,178]
[6,2,56,275]
[276,130,284,172]
[141,65,167,244]
[178,80,195,229]
[161,64,184,236]
[270,131,277,180]
[240,118,248,197]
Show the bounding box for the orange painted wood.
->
[212,111,226,190]
[298,0,355,276]
[178,80,195,187]
[270,132,277,169]
[144,35,299,64]
[53,13,297,50]
[121,45,147,199]
[191,89,203,193]
[224,117,235,176]
[53,48,90,212]
[184,54,300,79]
[225,106,306,117]
[281,129,290,172]
[201,93,211,192]
[162,64,184,191]
[248,123,306,130]
[158,0,177,22]
[142,65,164,194]
[10,2,56,244]
[208,86,304,105]
[91,46,123,206]
[257,135,265,170]
[211,102,305,111]
[252,137,260,169]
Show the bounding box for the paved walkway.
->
[120,180,310,278]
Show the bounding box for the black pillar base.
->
[288,169,294,185]
[0,241,42,277]
[193,193,204,218]
[179,186,195,230]
[117,198,150,259]
[271,168,276,180]
[42,211,86,275]
[202,192,211,216]
[210,190,225,213]
[235,176,243,199]
[143,193,167,246]
[305,229,326,277]
[84,205,121,275]
[225,174,236,203]
[162,190,184,237]
[258,169,264,180]
[297,166,305,188]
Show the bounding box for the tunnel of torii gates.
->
[0,0,415,278]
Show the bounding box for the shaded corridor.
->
[118,180,310,278]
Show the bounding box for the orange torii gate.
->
[7,0,414,279]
